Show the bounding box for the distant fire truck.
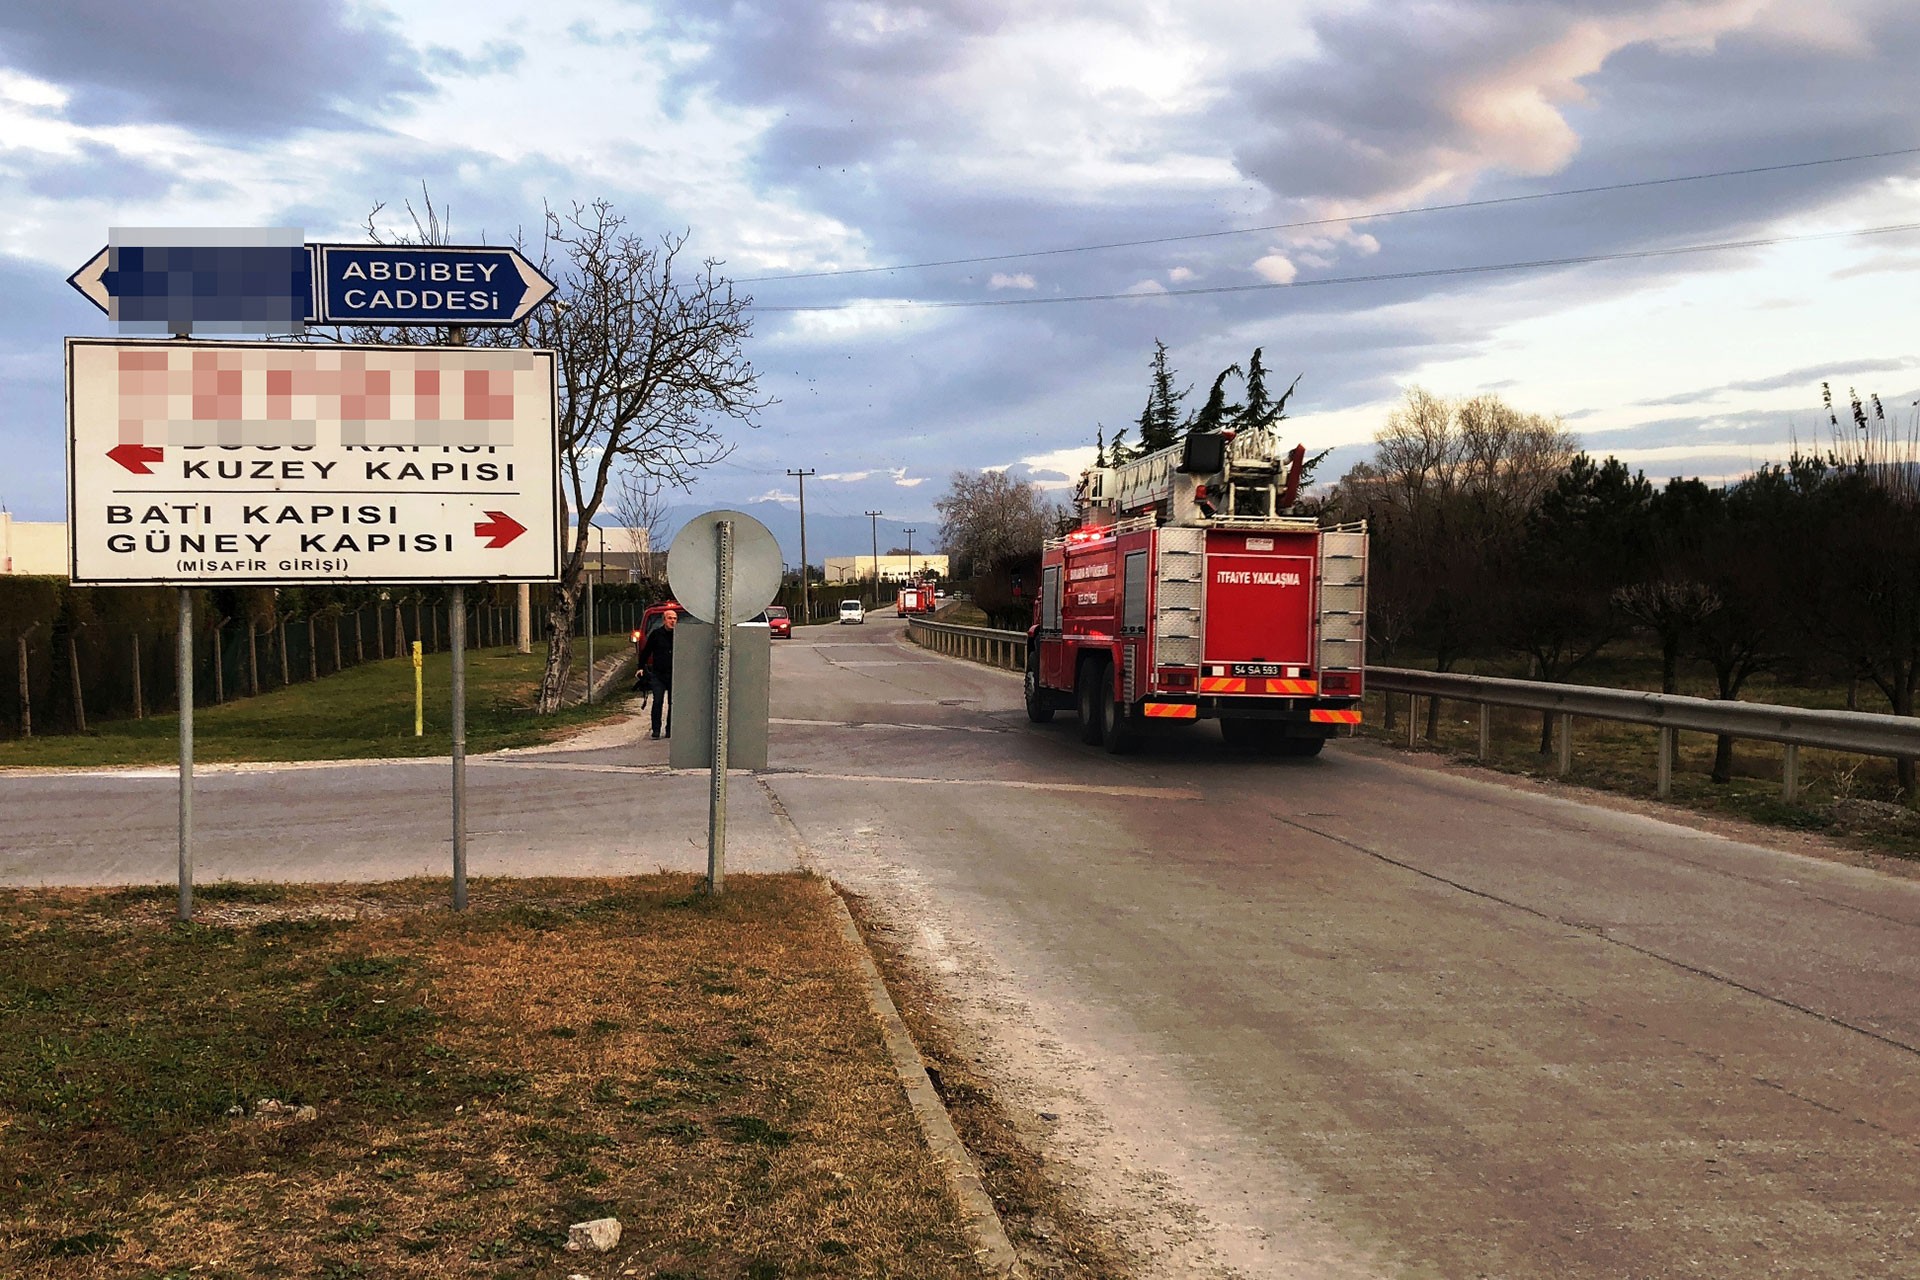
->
[896,583,938,616]
[1025,425,1367,755]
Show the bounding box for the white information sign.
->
[66,338,561,585]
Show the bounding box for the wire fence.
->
[1,581,661,741]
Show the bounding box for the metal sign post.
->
[708,520,733,895]
[177,588,193,921]
[666,509,778,894]
[450,585,468,911]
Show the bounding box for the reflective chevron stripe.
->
[1144,702,1198,719]
[1198,676,1245,693]
[1310,708,1362,724]
[1263,678,1318,695]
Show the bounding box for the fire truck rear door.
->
[1201,530,1317,669]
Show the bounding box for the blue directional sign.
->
[68,231,311,336]
[314,245,555,326]
[71,235,557,334]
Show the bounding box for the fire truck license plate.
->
[1230,662,1285,677]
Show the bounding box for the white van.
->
[838,600,865,624]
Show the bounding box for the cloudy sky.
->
[3,0,1918,539]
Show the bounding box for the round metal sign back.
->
[666,509,783,623]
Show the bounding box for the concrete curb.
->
[566,647,637,704]
[754,777,1026,1279]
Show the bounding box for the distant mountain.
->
[654,502,931,568]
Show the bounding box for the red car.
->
[763,605,792,638]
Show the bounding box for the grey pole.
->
[586,550,595,705]
[516,583,532,653]
[708,520,734,896]
[451,584,468,910]
[786,468,815,620]
[177,588,194,922]
[865,509,882,606]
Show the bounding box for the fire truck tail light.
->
[1321,671,1354,693]
[1160,670,1194,689]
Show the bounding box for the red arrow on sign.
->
[108,443,165,474]
[474,511,527,549]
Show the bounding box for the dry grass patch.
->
[0,874,978,1279]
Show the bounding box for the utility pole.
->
[865,510,882,604]
[786,468,816,622]
[904,527,916,581]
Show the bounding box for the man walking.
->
[640,607,677,739]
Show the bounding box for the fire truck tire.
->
[1076,661,1105,745]
[1097,670,1137,755]
[1024,652,1056,723]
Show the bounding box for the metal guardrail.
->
[906,617,1025,671]
[1371,667,1920,801]
[907,619,1919,802]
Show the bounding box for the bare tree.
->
[523,205,769,709]
[935,471,1064,580]
[1334,387,1577,738]
[607,466,669,578]
[344,192,771,712]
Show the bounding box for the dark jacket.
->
[640,625,675,683]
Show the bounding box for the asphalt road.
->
[5,618,1919,1277]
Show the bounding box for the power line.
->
[747,220,1920,314]
[738,145,1920,283]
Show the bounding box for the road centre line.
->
[476,756,1195,798]
[762,770,1198,800]
[770,716,1007,734]
[471,760,670,776]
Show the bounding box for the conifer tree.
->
[1189,363,1243,435]
[1140,340,1188,451]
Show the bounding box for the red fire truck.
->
[896,583,938,616]
[1024,425,1366,755]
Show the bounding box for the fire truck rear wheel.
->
[1025,652,1056,724]
[1076,660,1105,745]
[1098,669,1137,755]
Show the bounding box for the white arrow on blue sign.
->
[313,244,555,326]
[69,239,557,331]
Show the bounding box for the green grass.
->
[0,642,635,770]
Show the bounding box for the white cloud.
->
[1168,266,1195,282]
[1018,444,1098,490]
[818,465,924,487]
[750,487,797,505]
[1252,253,1297,284]
[988,272,1036,290]
[1122,278,1166,294]
[0,69,67,109]
[775,298,940,343]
